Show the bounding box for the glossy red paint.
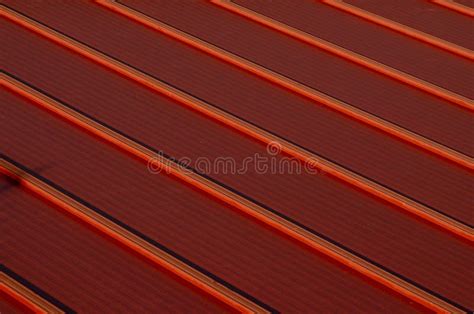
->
[2,1,472,312]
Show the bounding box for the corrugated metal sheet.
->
[1,1,473,313]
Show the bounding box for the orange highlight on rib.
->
[1,272,64,314]
[0,159,267,314]
[95,0,474,168]
[322,0,474,60]
[2,73,467,314]
[431,0,474,17]
[1,6,472,240]
[209,0,473,110]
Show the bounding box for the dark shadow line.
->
[2,72,471,312]
[116,0,472,157]
[1,264,76,313]
[0,152,277,313]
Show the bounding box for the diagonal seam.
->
[0,269,68,314]
[321,0,474,59]
[431,0,474,17]
[100,0,474,167]
[208,0,473,110]
[1,6,472,239]
[1,71,470,313]
[0,156,273,314]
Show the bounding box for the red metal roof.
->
[1,1,473,313]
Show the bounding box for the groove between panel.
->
[99,0,474,167]
[321,0,474,60]
[0,157,269,314]
[207,0,473,110]
[1,271,65,314]
[1,72,470,313]
[431,0,474,17]
[2,7,473,239]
